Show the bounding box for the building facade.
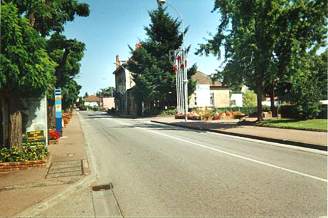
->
[189,71,231,108]
[113,55,137,115]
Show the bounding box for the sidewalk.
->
[0,111,90,217]
[151,117,327,151]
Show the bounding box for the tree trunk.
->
[47,101,56,129]
[256,75,264,121]
[270,84,277,117]
[256,89,263,121]
[8,99,22,148]
[28,10,36,27]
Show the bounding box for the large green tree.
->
[9,0,89,109]
[127,6,196,113]
[1,0,89,147]
[0,2,56,147]
[47,33,86,112]
[197,0,327,120]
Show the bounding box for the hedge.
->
[212,106,271,116]
[279,104,327,119]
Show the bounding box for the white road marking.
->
[142,127,328,183]
[150,120,328,156]
[100,117,327,183]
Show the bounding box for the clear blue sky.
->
[64,0,223,96]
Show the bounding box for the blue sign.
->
[55,88,62,136]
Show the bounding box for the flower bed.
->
[0,143,48,163]
[49,129,60,140]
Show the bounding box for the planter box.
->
[0,159,47,172]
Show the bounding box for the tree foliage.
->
[0,0,89,147]
[0,2,56,96]
[243,90,257,108]
[4,0,90,36]
[127,6,197,110]
[197,0,327,120]
[62,80,81,110]
[96,87,115,97]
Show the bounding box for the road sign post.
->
[55,88,62,136]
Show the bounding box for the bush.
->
[79,105,87,111]
[107,107,116,115]
[279,105,300,119]
[158,108,176,116]
[0,143,48,163]
[280,104,328,119]
[243,90,257,107]
[49,129,60,140]
[318,105,328,119]
[212,106,270,116]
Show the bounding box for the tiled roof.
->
[84,95,100,102]
[191,71,223,87]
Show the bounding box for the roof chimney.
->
[115,55,121,69]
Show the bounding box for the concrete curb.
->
[151,120,327,151]
[15,173,95,217]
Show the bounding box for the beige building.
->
[189,71,230,108]
[100,97,115,110]
[113,55,137,115]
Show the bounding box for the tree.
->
[127,6,197,113]
[46,33,86,112]
[5,0,90,36]
[0,2,56,147]
[197,0,327,120]
[1,0,90,147]
[62,80,81,110]
[243,90,257,108]
[278,50,327,118]
[96,87,115,97]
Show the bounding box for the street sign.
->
[55,88,62,136]
[27,130,45,142]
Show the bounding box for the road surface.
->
[79,111,327,217]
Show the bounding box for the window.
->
[210,92,214,106]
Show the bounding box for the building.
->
[189,71,230,108]
[230,92,243,107]
[100,97,115,110]
[84,95,100,108]
[113,55,137,115]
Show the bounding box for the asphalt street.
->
[79,111,327,217]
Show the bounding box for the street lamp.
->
[157,0,188,122]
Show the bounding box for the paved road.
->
[80,111,327,217]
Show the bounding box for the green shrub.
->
[280,104,328,119]
[279,105,299,119]
[158,108,176,116]
[0,144,48,163]
[212,106,270,116]
[318,105,328,119]
[243,90,257,107]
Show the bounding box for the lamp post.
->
[157,0,188,122]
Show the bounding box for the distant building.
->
[113,55,137,115]
[189,71,230,108]
[84,95,100,108]
[100,97,115,110]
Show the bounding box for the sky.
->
[64,0,223,96]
